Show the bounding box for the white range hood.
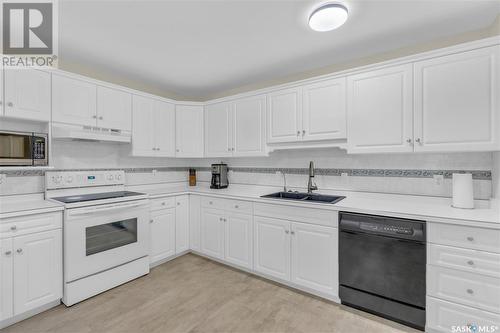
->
[51,123,131,143]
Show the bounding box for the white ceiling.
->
[59,0,500,100]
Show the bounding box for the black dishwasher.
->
[339,212,426,330]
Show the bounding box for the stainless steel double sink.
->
[261,191,345,204]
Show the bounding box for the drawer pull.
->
[466,236,474,242]
[5,251,12,256]
[16,248,22,254]
[467,260,474,266]
[209,201,213,205]
[466,289,474,295]
[10,226,17,231]
[177,202,180,206]
[234,205,239,209]
[149,219,154,223]
[285,230,289,234]
[161,202,166,206]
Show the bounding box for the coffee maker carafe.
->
[210,163,229,189]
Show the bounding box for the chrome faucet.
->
[280,170,288,192]
[307,161,318,193]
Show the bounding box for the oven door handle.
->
[68,201,148,216]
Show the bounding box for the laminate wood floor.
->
[4,254,419,333]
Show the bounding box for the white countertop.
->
[130,183,500,227]
[0,194,64,219]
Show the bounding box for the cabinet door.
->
[175,196,189,254]
[13,230,62,315]
[233,95,267,156]
[225,212,253,269]
[414,46,500,152]
[267,87,302,143]
[302,78,346,141]
[175,105,204,157]
[52,74,97,126]
[189,195,201,252]
[4,69,50,122]
[154,100,176,157]
[0,238,13,321]
[347,64,413,153]
[253,216,290,281]
[131,95,155,156]
[291,222,338,297]
[204,101,233,157]
[150,208,176,263]
[200,208,225,260]
[96,86,132,131]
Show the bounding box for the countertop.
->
[0,194,64,219]
[130,183,500,227]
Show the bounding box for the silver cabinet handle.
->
[152,147,156,151]
[406,138,412,144]
[177,202,180,206]
[285,230,289,234]
[161,202,166,206]
[176,149,180,152]
[296,130,300,136]
[0,101,3,105]
[5,251,12,255]
[302,130,305,136]
[467,260,474,266]
[466,236,474,242]
[209,201,213,205]
[16,248,22,254]
[234,205,239,209]
[149,219,154,223]
[99,116,103,120]
[228,148,231,151]
[92,115,97,119]
[466,289,474,294]
[7,102,13,107]
[219,217,223,221]
[291,231,295,235]
[10,226,17,231]
[415,138,422,144]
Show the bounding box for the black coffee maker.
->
[210,163,229,189]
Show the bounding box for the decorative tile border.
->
[1,166,491,180]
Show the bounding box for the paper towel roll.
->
[452,173,474,209]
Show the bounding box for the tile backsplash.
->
[0,142,495,199]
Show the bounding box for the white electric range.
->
[45,170,150,306]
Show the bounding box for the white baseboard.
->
[0,299,60,330]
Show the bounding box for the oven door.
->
[0,131,33,166]
[64,200,150,282]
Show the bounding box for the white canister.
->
[452,173,474,209]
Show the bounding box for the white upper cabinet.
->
[131,95,155,156]
[52,74,97,126]
[414,46,500,152]
[96,86,132,131]
[233,95,266,156]
[302,78,346,141]
[205,101,233,157]
[3,69,51,122]
[267,87,302,143]
[175,104,204,157]
[154,100,176,157]
[347,64,414,153]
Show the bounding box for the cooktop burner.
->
[52,191,145,204]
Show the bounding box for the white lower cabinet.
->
[224,212,253,270]
[13,230,62,315]
[175,196,189,254]
[201,208,225,260]
[149,208,176,263]
[253,216,290,281]
[0,212,62,327]
[291,222,338,296]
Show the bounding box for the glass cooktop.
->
[52,191,145,204]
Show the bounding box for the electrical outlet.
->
[340,172,349,185]
[152,169,157,175]
[433,174,444,186]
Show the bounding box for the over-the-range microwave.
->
[0,131,48,166]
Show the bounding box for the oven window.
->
[86,218,138,256]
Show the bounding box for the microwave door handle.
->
[68,202,147,216]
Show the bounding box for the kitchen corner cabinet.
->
[413,45,500,152]
[347,64,414,153]
[175,105,204,157]
[267,78,346,144]
[204,95,266,157]
[131,95,176,157]
[3,68,51,122]
[175,196,189,254]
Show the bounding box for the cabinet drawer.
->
[201,196,226,210]
[0,212,62,238]
[427,265,500,313]
[224,199,253,215]
[150,197,175,211]
[427,296,500,333]
[429,244,500,278]
[254,203,338,227]
[429,223,500,253]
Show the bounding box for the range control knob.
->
[116,174,122,181]
[106,174,114,181]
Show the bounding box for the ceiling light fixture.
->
[308,3,348,32]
